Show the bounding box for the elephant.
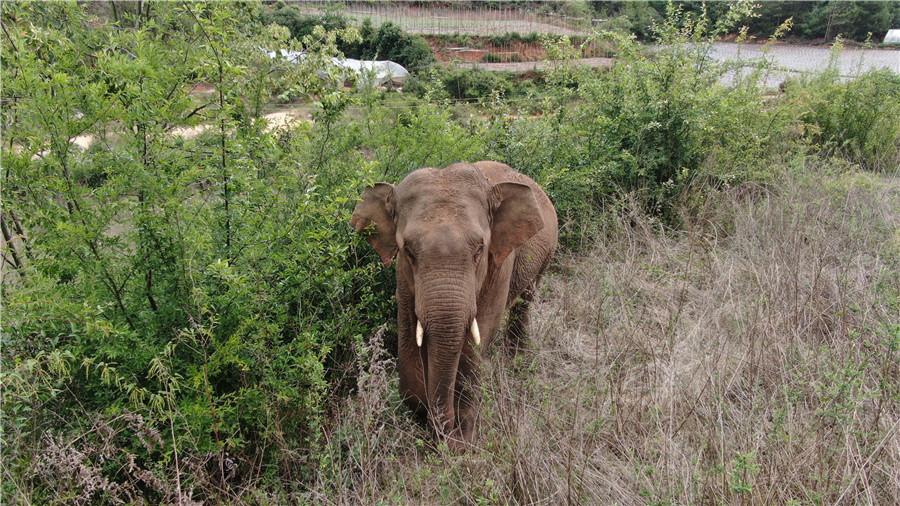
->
[350,161,558,449]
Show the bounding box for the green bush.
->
[594,0,900,43]
[1,3,390,501]
[403,66,518,101]
[480,2,779,235]
[790,65,900,172]
[261,4,348,41]
[367,21,436,69]
[260,11,436,70]
[443,67,513,100]
[486,31,541,46]
[396,32,437,69]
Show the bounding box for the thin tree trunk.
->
[136,0,144,29]
[1,213,24,273]
[8,210,30,258]
[110,1,120,24]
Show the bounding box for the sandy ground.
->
[71,110,311,150]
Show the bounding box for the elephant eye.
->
[404,246,416,265]
[473,244,484,264]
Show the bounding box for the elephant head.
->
[350,162,547,447]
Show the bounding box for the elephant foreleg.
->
[506,286,534,349]
[506,252,550,349]
[398,306,428,417]
[452,347,482,447]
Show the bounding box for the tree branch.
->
[1,213,24,273]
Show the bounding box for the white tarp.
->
[340,58,409,87]
[268,50,409,87]
[885,29,900,44]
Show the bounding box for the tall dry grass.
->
[308,164,900,505]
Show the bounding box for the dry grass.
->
[308,165,900,505]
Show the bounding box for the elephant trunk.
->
[423,316,466,435]
[415,270,476,438]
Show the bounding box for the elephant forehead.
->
[419,220,478,250]
[397,165,491,200]
[400,204,486,239]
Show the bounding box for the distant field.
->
[296,3,899,85]
[298,3,591,36]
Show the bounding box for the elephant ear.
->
[489,182,545,267]
[350,183,398,267]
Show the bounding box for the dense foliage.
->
[261,4,436,69]
[1,2,392,501]
[2,1,898,503]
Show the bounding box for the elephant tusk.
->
[416,320,424,347]
[471,318,481,346]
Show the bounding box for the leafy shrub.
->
[790,65,900,172]
[595,0,899,43]
[1,3,390,501]
[261,10,436,70]
[442,67,513,100]
[593,1,664,40]
[792,1,900,42]
[367,21,436,69]
[261,4,348,41]
[396,32,437,69]
[359,87,489,179]
[404,66,520,101]
[487,31,541,46]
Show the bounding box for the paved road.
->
[710,43,898,74]
[473,42,899,87]
[705,42,899,86]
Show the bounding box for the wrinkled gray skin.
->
[350,161,557,449]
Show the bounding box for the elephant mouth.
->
[415,318,481,347]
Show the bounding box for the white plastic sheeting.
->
[339,58,409,87]
[885,29,900,44]
[268,50,409,88]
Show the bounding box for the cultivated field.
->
[300,3,591,36]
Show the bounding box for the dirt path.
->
[71,109,312,150]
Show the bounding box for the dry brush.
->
[311,164,900,505]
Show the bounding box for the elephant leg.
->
[506,255,550,349]
[506,292,531,348]
[397,305,427,417]
[453,348,481,447]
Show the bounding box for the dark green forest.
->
[2,1,899,503]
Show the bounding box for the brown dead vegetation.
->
[309,164,900,504]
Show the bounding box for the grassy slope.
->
[309,164,900,504]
